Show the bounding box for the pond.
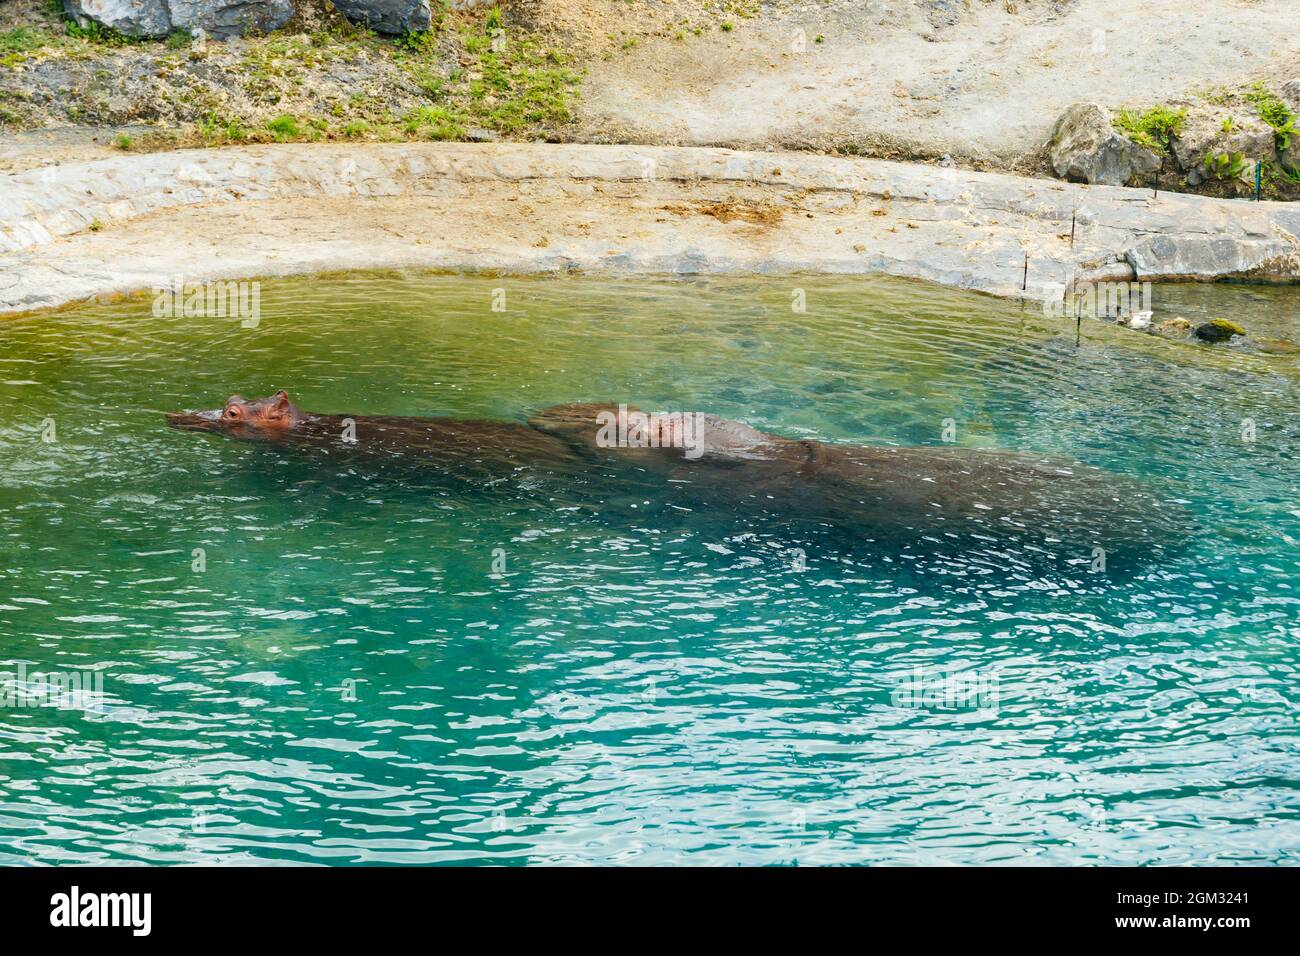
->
[0,272,1297,864]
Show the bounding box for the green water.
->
[1,273,1297,865]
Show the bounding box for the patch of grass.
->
[1,26,51,53]
[0,26,53,66]
[721,21,734,32]
[197,112,250,144]
[89,218,103,232]
[340,119,371,138]
[165,29,193,50]
[64,20,142,47]
[1114,105,1186,155]
[402,104,466,140]
[113,132,133,149]
[405,63,447,100]
[1245,82,1296,151]
[266,113,301,141]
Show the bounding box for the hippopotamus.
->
[168,392,1192,572]
[528,403,1192,571]
[165,390,588,486]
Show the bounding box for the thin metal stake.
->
[1070,210,1076,246]
[1022,254,1028,291]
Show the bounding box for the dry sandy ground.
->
[573,0,1300,165]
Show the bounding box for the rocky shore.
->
[3,142,1298,317]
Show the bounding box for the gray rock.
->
[61,0,293,39]
[1194,319,1246,343]
[1048,102,1162,186]
[167,0,295,39]
[332,0,433,35]
[1281,78,1300,114]
[62,0,171,37]
[1125,234,1300,283]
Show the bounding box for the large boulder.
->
[332,0,433,35]
[62,0,171,36]
[62,0,294,39]
[1048,102,1162,186]
[168,0,295,38]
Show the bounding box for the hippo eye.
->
[225,407,240,418]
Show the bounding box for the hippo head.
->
[167,390,307,440]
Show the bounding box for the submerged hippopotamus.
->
[168,392,1192,572]
[166,390,586,484]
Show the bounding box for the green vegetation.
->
[63,19,142,47]
[1203,150,1247,181]
[398,30,437,55]
[1244,82,1296,152]
[402,104,465,140]
[114,132,133,149]
[266,114,301,141]
[2,4,581,146]
[196,111,249,144]
[1113,105,1186,155]
[1,26,52,67]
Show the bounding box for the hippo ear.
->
[272,390,290,409]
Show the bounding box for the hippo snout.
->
[166,409,222,431]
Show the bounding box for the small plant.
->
[1114,105,1187,155]
[399,30,436,54]
[266,114,301,141]
[64,20,138,46]
[113,132,132,149]
[485,7,505,32]
[89,218,103,232]
[340,119,370,138]
[1203,150,1247,181]
[721,21,734,32]
[1245,82,1297,151]
[1221,116,1234,133]
[165,28,192,50]
[815,34,825,44]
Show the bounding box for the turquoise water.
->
[1,273,1297,865]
